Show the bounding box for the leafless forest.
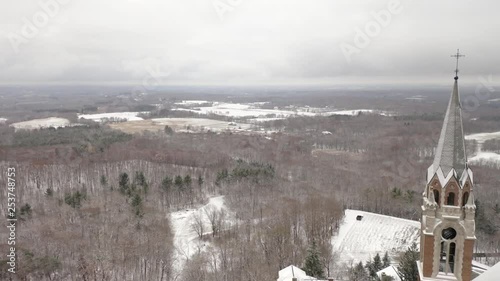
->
[0,85,499,281]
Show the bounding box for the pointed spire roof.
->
[432,79,467,177]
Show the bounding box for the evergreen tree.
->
[119,172,129,193]
[373,253,383,272]
[174,175,184,190]
[383,251,391,268]
[365,260,376,279]
[397,243,419,281]
[303,241,324,278]
[198,175,204,187]
[350,261,368,281]
[184,175,192,188]
[161,176,173,192]
[134,171,146,187]
[100,175,107,186]
[164,125,174,135]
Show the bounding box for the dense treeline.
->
[10,126,132,151]
[1,111,500,280]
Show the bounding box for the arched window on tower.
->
[462,192,469,207]
[447,192,455,206]
[434,190,440,206]
[440,228,457,274]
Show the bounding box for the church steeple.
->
[431,77,467,177]
[418,51,476,281]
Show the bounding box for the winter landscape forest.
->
[1,1,500,281]
[0,84,499,280]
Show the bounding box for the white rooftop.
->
[473,261,500,281]
[377,265,401,281]
[277,265,316,281]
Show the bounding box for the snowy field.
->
[175,100,210,105]
[170,196,228,273]
[10,117,71,131]
[465,131,500,167]
[78,112,145,122]
[109,118,253,134]
[0,117,7,123]
[152,117,252,132]
[332,209,420,265]
[173,101,388,118]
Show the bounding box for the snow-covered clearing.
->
[78,112,146,122]
[173,102,389,118]
[465,131,500,167]
[152,118,252,132]
[109,118,253,134]
[175,100,210,105]
[466,131,500,144]
[170,196,228,272]
[469,152,500,168]
[248,117,286,123]
[332,209,420,265]
[10,117,71,131]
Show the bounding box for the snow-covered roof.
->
[277,265,316,281]
[473,262,500,281]
[377,265,401,281]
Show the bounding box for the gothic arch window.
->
[447,192,455,206]
[434,190,440,205]
[462,192,469,207]
[440,228,457,274]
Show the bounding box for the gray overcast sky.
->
[0,0,499,85]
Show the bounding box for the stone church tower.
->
[418,52,476,281]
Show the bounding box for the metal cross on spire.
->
[451,49,465,80]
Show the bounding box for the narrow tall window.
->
[447,192,455,206]
[440,228,457,275]
[462,192,469,207]
[434,190,440,206]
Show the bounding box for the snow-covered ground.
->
[175,100,210,105]
[10,117,71,131]
[0,117,7,123]
[78,112,146,122]
[465,131,500,167]
[469,152,500,168]
[170,196,228,273]
[466,131,500,144]
[152,118,252,132]
[248,117,287,123]
[173,102,388,118]
[332,209,420,265]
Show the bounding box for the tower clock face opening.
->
[442,227,457,240]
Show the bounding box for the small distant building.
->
[277,266,315,281]
[356,215,363,221]
[377,265,401,281]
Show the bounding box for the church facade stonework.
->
[418,51,476,281]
